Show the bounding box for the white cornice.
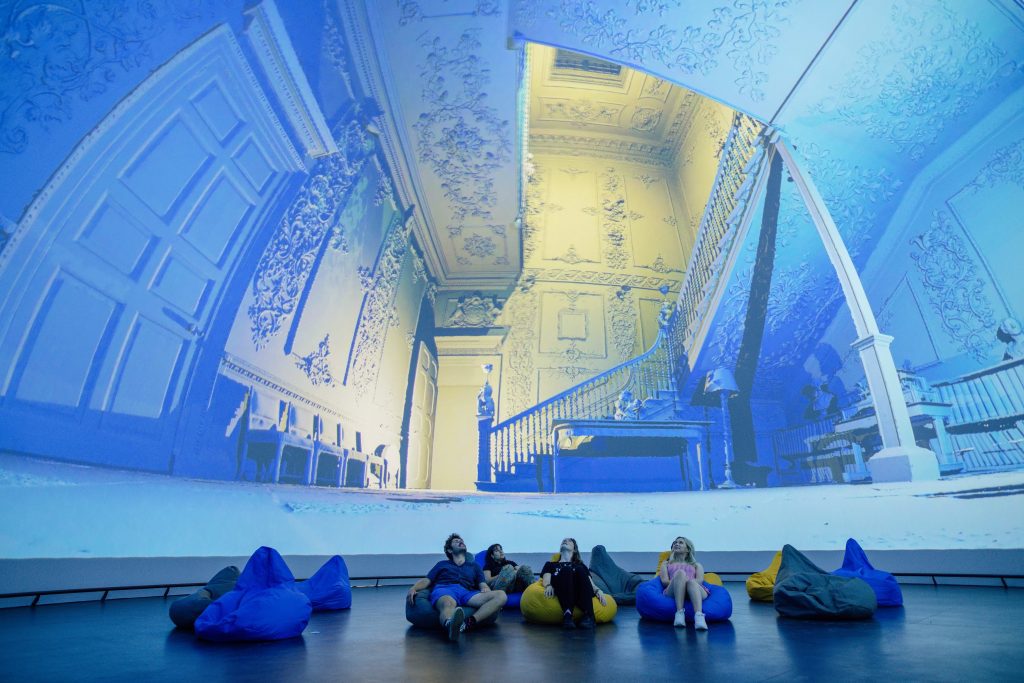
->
[338,0,450,284]
[245,0,338,159]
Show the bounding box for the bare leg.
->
[669,572,687,611]
[685,579,704,614]
[466,590,507,622]
[436,595,457,626]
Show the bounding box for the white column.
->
[774,137,938,482]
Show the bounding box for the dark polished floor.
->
[1,583,1023,682]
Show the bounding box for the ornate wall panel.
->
[0,0,241,219]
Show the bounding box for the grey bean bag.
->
[773,545,876,620]
[589,545,643,606]
[169,566,240,629]
[404,589,499,629]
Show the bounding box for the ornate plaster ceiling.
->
[341,0,522,289]
[527,44,702,167]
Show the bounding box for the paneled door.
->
[0,27,301,471]
[405,344,439,489]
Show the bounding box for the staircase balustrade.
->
[483,113,768,483]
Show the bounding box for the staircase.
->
[479,113,769,491]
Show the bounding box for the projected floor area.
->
[1,454,1021,559]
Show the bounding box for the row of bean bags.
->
[171,547,352,641]
[746,539,903,609]
[636,551,733,624]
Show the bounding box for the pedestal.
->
[476,415,493,485]
[867,445,940,483]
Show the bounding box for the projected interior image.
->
[0,0,1023,562]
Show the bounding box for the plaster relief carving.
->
[538,0,797,102]
[965,136,1024,194]
[413,29,511,227]
[293,334,335,387]
[248,118,374,348]
[542,99,622,126]
[446,292,503,328]
[630,107,662,132]
[347,212,410,392]
[815,0,1021,161]
[910,210,997,362]
[0,0,222,154]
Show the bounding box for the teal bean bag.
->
[832,538,903,607]
[405,588,498,629]
[195,547,312,641]
[589,545,644,606]
[168,565,240,629]
[774,544,876,620]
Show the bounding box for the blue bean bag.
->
[473,550,522,610]
[195,547,312,641]
[635,576,733,623]
[774,544,876,620]
[298,555,352,611]
[832,538,903,607]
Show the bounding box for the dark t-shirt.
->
[541,560,589,579]
[483,556,518,576]
[427,559,485,590]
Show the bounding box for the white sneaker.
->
[673,609,686,627]
[694,611,708,631]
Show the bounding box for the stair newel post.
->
[476,364,495,486]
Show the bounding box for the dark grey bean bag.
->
[773,545,876,620]
[169,566,240,629]
[589,545,643,606]
[404,589,499,629]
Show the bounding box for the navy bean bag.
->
[298,555,352,611]
[635,576,733,623]
[473,550,522,610]
[168,565,239,629]
[195,547,312,641]
[774,544,876,620]
[832,538,903,607]
[405,588,499,629]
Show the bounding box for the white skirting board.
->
[2,549,1022,600]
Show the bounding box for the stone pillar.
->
[774,138,938,482]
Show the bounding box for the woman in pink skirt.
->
[659,536,711,630]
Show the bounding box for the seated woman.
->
[541,537,607,629]
[660,536,710,630]
[483,543,534,593]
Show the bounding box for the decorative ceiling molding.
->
[529,133,676,166]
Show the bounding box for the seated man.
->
[407,533,507,641]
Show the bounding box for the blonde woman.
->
[659,536,710,630]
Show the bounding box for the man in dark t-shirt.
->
[407,532,507,641]
[483,543,535,593]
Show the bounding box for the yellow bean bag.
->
[654,551,723,586]
[746,550,783,602]
[525,553,617,624]
[520,581,617,624]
